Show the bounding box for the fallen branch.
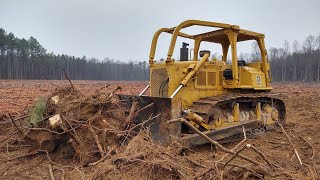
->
[298,135,315,160]
[218,126,247,162]
[0,114,30,125]
[7,150,40,161]
[100,84,111,90]
[48,164,56,180]
[0,131,17,144]
[88,146,115,166]
[223,144,249,168]
[168,118,261,166]
[61,114,81,143]
[223,162,264,179]
[107,86,121,100]
[63,69,75,91]
[250,145,274,170]
[126,113,161,134]
[50,82,62,89]
[277,120,303,166]
[24,125,82,135]
[88,121,105,158]
[194,161,264,180]
[113,153,145,165]
[8,113,24,135]
[137,102,154,114]
[125,101,138,126]
[120,113,159,146]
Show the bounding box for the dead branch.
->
[0,131,17,144]
[50,82,62,89]
[8,113,26,138]
[267,141,288,145]
[0,114,30,125]
[194,161,264,180]
[41,149,86,180]
[88,146,115,166]
[137,102,154,114]
[113,153,145,165]
[219,126,247,162]
[298,135,315,160]
[7,150,40,161]
[60,114,81,143]
[63,69,75,91]
[99,84,111,90]
[88,121,105,158]
[223,162,264,179]
[126,113,161,134]
[24,125,82,135]
[107,86,121,100]
[120,113,156,145]
[194,167,214,180]
[277,120,303,166]
[39,150,77,169]
[168,118,261,166]
[184,157,206,168]
[125,101,138,126]
[223,144,248,168]
[48,164,56,180]
[250,145,274,170]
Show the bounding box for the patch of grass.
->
[29,97,47,127]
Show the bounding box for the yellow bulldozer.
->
[118,20,286,147]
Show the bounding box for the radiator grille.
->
[151,68,169,97]
[208,72,216,86]
[197,71,206,86]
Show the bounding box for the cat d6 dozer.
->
[118,20,286,147]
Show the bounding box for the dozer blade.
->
[117,95,182,146]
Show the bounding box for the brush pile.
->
[17,86,210,179]
[25,86,140,165]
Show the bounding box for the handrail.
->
[149,28,192,64]
[149,20,241,64]
[166,20,232,60]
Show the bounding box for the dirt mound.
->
[24,86,134,165]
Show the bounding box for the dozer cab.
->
[118,20,286,147]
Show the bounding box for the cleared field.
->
[0,80,320,179]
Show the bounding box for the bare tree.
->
[283,40,291,56]
[302,35,316,53]
[316,33,320,50]
[251,41,261,61]
[292,40,300,54]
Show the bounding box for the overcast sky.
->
[1,0,319,62]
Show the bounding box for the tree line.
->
[0,27,320,82]
[0,28,148,80]
[268,35,320,82]
[239,34,320,82]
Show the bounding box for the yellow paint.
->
[232,103,240,122]
[256,102,262,120]
[148,20,273,127]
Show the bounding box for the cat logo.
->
[256,75,261,86]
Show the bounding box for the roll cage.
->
[149,19,269,81]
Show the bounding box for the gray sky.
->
[1,0,319,62]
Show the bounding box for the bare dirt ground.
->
[0,80,319,179]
